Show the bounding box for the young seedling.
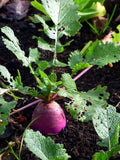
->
[86,4,117,35]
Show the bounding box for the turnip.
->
[31,101,66,135]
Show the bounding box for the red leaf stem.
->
[10,99,43,116]
[52,65,93,99]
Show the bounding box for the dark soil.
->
[0,0,120,160]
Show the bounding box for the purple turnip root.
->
[31,101,66,135]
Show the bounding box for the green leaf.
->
[26,88,40,97]
[37,61,49,71]
[92,144,120,160]
[34,35,66,54]
[75,0,106,22]
[0,97,17,135]
[24,129,70,160]
[58,85,109,121]
[15,70,23,87]
[61,73,77,91]
[28,48,40,64]
[1,26,19,45]
[36,70,59,97]
[48,73,57,83]
[69,40,120,68]
[68,50,90,73]
[106,144,120,159]
[112,25,120,43]
[31,0,49,17]
[74,0,97,10]
[41,0,82,37]
[92,105,120,149]
[68,51,84,69]
[33,36,55,52]
[32,15,56,40]
[72,63,90,74]
[49,58,67,67]
[1,26,29,67]
[92,150,108,160]
[85,40,120,68]
[0,65,14,86]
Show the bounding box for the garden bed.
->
[0,0,120,159]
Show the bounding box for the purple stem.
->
[10,65,93,115]
[10,99,43,116]
[52,65,93,99]
[73,65,93,81]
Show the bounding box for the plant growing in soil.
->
[86,4,117,35]
[1,0,120,159]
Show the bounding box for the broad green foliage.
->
[1,27,28,67]
[74,0,106,22]
[32,0,81,36]
[85,41,120,67]
[0,65,20,95]
[92,105,120,160]
[92,128,120,160]
[36,70,62,98]
[1,1,120,159]
[93,150,107,160]
[93,105,120,149]
[30,0,82,55]
[24,129,71,160]
[41,0,81,36]
[68,50,91,74]
[61,74,77,91]
[93,144,120,160]
[68,40,120,71]
[1,26,63,100]
[58,74,109,121]
[1,26,40,67]
[0,97,17,135]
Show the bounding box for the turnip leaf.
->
[92,118,120,160]
[1,26,29,67]
[92,105,120,149]
[41,0,81,37]
[0,65,14,86]
[28,48,40,64]
[32,15,56,40]
[24,129,70,160]
[31,0,49,17]
[93,144,120,160]
[61,73,77,91]
[1,27,40,67]
[58,85,109,121]
[85,40,120,68]
[92,150,107,160]
[69,40,120,70]
[68,50,91,73]
[30,0,82,64]
[33,36,55,52]
[48,73,57,83]
[0,97,17,135]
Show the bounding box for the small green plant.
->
[74,0,106,22]
[31,0,106,23]
[1,0,120,159]
[86,4,117,35]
